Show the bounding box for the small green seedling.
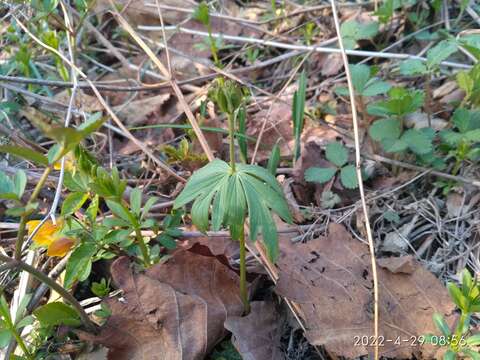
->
[304,142,358,189]
[174,79,292,313]
[193,1,221,67]
[439,108,480,175]
[292,70,307,164]
[457,63,480,108]
[426,269,480,359]
[399,39,458,124]
[91,278,111,298]
[367,87,440,160]
[336,64,391,119]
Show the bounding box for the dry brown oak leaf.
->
[275,223,455,359]
[225,300,285,360]
[83,249,244,360]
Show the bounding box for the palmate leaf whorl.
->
[173,159,292,261]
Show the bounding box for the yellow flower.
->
[26,219,74,257]
[26,219,63,246]
[53,153,75,171]
[47,237,75,257]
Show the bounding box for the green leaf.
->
[130,188,142,216]
[463,349,480,360]
[447,282,467,310]
[350,64,371,93]
[304,167,336,183]
[236,106,247,163]
[453,108,472,133]
[0,171,16,199]
[362,79,391,97]
[325,142,348,167]
[427,40,458,68]
[61,192,88,216]
[443,350,456,360]
[0,145,48,166]
[457,71,474,96]
[399,59,428,75]
[382,138,408,153]
[340,165,358,189]
[141,196,158,220]
[106,200,132,223]
[267,142,281,175]
[465,129,480,142]
[466,334,480,346]
[33,302,81,327]
[64,243,96,288]
[13,170,26,199]
[320,190,340,209]
[173,159,230,208]
[369,118,401,141]
[433,313,451,337]
[292,71,307,161]
[0,329,11,348]
[402,129,433,155]
[340,20,379,49]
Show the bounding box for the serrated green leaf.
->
[334,86,349,96]
[325,142,348,167]
[61,192,88,216]
[320,190,340,209]
[382,138,408,153]
[34,302,81,327]
[340,165,358,189]
[399,59,428,75]
[0,145,48,166]
[457,71,474,96]
[443,350,456,360]
[362,79,391,96]
[304,167,336,183]
[427,40,458,68]
[402,129,433,155]
[453,108,472,133]
[350,64,371,93]
[465,129,480,142]
[369,118,401,141]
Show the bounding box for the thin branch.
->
[139,26,472,69]
[0,254,96,332]
[329,1,379,360]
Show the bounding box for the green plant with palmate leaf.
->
[426,269,480,359]
[173,79,292,313]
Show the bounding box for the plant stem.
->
[453,311,468,351]
[14,166,52,260]
[238,226,250,314]
[134,227,151,267]
[0,254,97,332]
[227,113,236,172]
[11,325,33,360]
[122,203,151,267]
[425,73,432,128]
